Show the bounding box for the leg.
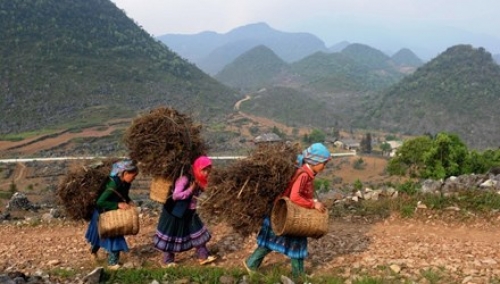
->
[290,258,305,278]
[195,244,209,260]
[246,247,271,270]
[108,251,120,265]
[90,244,100,254]
[196,244,217,265]
[163,252,175,264]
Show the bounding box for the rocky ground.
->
[2,208,500,284]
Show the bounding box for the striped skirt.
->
[153,207,211,252]
[256,216,308,259]
[85,210,129,252]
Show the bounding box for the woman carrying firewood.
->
[153,155,217,267]
[84,159,139,270]
[244,143,331,278]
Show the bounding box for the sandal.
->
[199,255,217,265]
[161,262,177,268]
[242,259,256,275]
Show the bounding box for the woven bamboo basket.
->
[149,176,173,203]
[271,197,328,238]
[98,208,140,239]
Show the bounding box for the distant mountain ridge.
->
[218,42,409,94]
[158,22,328,75]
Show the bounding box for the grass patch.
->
[48,267,79,278]
[419,268,444,284]
[0,190,14,200]
[99,266,350,284]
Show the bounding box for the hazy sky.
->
[111,0,500,57]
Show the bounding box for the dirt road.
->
[1,214,500,283]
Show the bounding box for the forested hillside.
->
[0,0,238,135]
[215,45,291,91]
[359,45,500,149]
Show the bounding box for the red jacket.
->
[281,165,315,209]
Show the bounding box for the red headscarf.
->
[193,156,212,189]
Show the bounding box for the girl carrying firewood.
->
[244,143,331,278]
[153,155,217,267]
[84,159,139,270]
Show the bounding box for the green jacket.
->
[96,176,132,211]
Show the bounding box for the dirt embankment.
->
[1,214,500,283]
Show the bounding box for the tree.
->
[387,132,498,179]
[360,133,372,153]
[303,129,326,144]
[380,142,391,156]
[387,135,433,177]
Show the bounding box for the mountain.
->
[328,41,350,53]
[360,45,500,149]
[214,45,291,92]
[239,86,341,128]
[290,44,405,93]
[494,54,500,64]
[0,0,238,135]
[157,22,328,75]
[391,48,424,68]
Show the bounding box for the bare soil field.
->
[1,213,500,283]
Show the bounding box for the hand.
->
[313,201,326,213]
[118,202,130,210]
[189,181,197,192]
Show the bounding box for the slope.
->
[0,0,238,135]
[214,45,291,91]
[361,45,500,149]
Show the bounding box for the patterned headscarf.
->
[193,156,212,189]
[110,159,138,177]
[296,143,331,166]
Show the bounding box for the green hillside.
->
[391,48,424,68]
[239,86,341,128]
[0,0,237,135]
[360,45,500,149]
[214,45,290,92]
[290,48,403,93]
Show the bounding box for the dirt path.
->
[233,94,303,136]
[1,214,499,283]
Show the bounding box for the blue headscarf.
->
[296,143,331,167]
[110,159,137,177]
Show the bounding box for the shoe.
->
[161,262,177,268]
[199,255,217,265]
[90,253,98,262]
[242,259,256,275]
[108,264,121,271]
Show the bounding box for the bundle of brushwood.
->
[199,142,301,237]
[124,106,207,178]
[56,159,118,221]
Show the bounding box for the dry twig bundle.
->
[124,107,207,178]
[199,143,300,237]
[56,159,118,221]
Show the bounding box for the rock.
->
[49,208,61,218]
[0,275,15,284]
[480,179,496,188]
[6,193,34,211]
[47,259,60,266]
[416,201,427,210]
[390,264,401,273]
[280,275,295,284]
[462,276,473,283]
[219,275,236,284]
[82,267,103,284]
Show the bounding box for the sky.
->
[111,0,500,58]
